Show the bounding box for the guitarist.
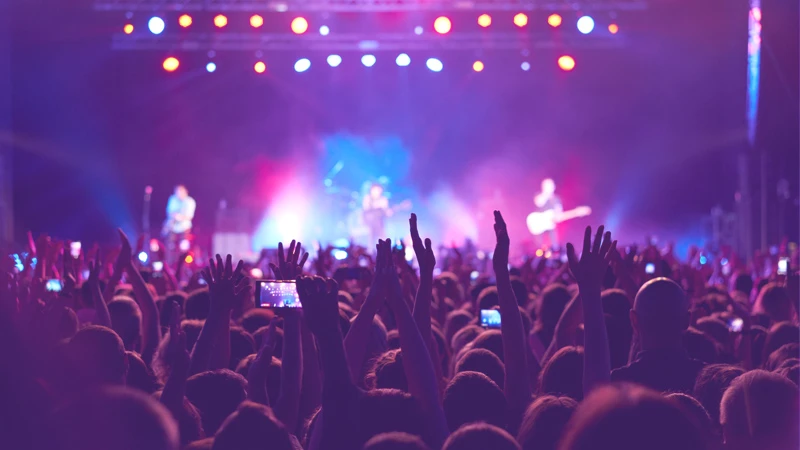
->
[163,185,196,264]
[533,178,563,250]
[362,183,391,247]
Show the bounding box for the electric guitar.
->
[526,206,592,236]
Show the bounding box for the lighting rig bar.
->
[95,0,647,13]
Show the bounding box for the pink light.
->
[751,7,761,21]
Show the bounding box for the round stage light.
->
[162,57,179,72]
[320,25,330,35]
[361,54,376,67]
[396,53,410,67]
[434,16,451,34]
[148,17,165,35]
[214,14,228,28]
[206,62,216,73]
[254,61,266,73]
[558,55,575,71]
[547,14,562,27]
[521,61,530,71]
[327,54,342,67]
[179,14,192,28]
[513,13,528,27]
[477,14,491,27]
[414,26,423,35]
[472,60,484,72]
[123,23,134,34]
[250,15,264,28]
[577,16,594,34]
[426,58,443,72]
[291,17,309,34]
[294,58,311,72]
[138,251,148,263]
[608,23,619,34]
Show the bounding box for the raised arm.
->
[247,318,279,406]
[492,211,533,410]
[380,239,449,448]
[409,214,441,374]
[540,291,582,365]
[566,226,614,395]
[274,310,303,432]
[160,301,191,423]
[87,260,111,328]
[119,230,161,363]
[343,273,384,385]
[104,230,131,302]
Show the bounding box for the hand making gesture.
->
[298,276,340,337]
[270,240,309,280]
[566,225,616,294]
[203,254,248,313]
[410,214,435,277]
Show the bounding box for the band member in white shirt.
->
[533,178,563,249]
[163,185,196,263]
[362,183,390,247]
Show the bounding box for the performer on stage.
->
[533,178,563,249]
[362,183,390,246]
[163,185,196,263]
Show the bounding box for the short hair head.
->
[455,348,505,389]
[443,422,520,450]
[539,346,584,401]
[443,371,507,431]
[66,325,128,389]
[632,278,690,349]
[364,432,432,450]
[692,364,745,426]
[212,401,292,450]
[517,395,577,450]
[108,297,142,350]
[541,178,556,195]
[185,369,248,435]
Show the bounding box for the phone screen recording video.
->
[46,279,63,292]
[256,280,302,309]
[778,258,789,275]
[480,309,501,329]
[645,263,656,274]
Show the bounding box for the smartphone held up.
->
[256,280,302,309]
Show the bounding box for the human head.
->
[695,317,732,353]
[239,308,275,335]
[455,348,505,389]
[229,326,256,369]
[443,422,520,450]
[235,355,282,405]
[370,184,384,198]
[754,283,794,324]
[65,325,128,389]
[665,393,715,445]
[763,343,800,371]
[53,386,179,450]
[470,330,504,363]
[763,321,800,361]
[367,349,408,391]
[152,391,204,445]
[185,288,211,320]
[477,286,500,311]
[541,178,556,195]
[125,351,161,394]
[539,346,584,401]
[451,325,483,357]
[720,370,800,450]
[604,313,633,370]
[108,297,142,351]
[536,284,572,341]
[443,371,507,431]
[631,278,690,350]
[357,389,427,446]
[683,327,719,364]
[517,395,577,450]
[212,401,292,450]
[733,273,754,297]
[692,364,745,426]
[559,383,705,450]
[175,185,188,199]
[363,432,432,450]
[185,369,248,435]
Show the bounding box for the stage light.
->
[150,239,160,252]
[250,14,264,28]
[254,61,266,73]
[162,57,180,72]
[426,58,443,72]
[577,15,594,34]
[185,254,194,264]
[472,60,484,72]
[123,23,134,34]
[333,249,348,261]
[250,267,263,278]
[535,249,544,257]
[477,14,491,27]
[558,55,575,71]
[414,26,423,35]
[214,14,228,28]
[148,17,165,34]
[178,14,192,28]
[608,23,619,34]
[521,61,530,71]
[434,16,451,34]
[206,62,216,73]
[138,252,148,263]
[320,25,330,35]
[362,54,376,67]
[327,54,342,67]
[291,17,309,34]
[396,53,410,67]
[179,239,190,252]
[547,14,562,27]
[513,13,528,27]
[294,58,311,72]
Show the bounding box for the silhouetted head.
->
[443,371,507,431]
[477,286,500,311]
[53,386,178,450]
[517,395,577,450]
[66,325,128,389]
[443,422,520,450]
[444,310,473,348]
[763,343,800,371]
[683,327,719,364]
[185,369,248,435]
[235,355,282,405]
[152,391,205,445]
[733,273,754,297]
[692,364,745,426]
[754,283,794,324]
[253,325,283,358]
[605,313,633,370]
[451,325,483,357]
[175,185,188,199]
[239,308,274,335]
[455,348,505,389]
[559,383,705,450]
[471,329,504,362]
[539,346,584,401]
[536,284,572,342]
[541,178,556,195]
[108,297,142,351]
[212,401,292,450]
[720,370,800,450]
[358,389,428,446]
[363,432,432,450]
[763,321,800,361]
[695,317,732,352]
[229,326,256,369]
[601,289,632,322]
[185,288,211,320]
[41,305,79,343]
[632,278,690,351]
[665,393,715,444]
[367,349,408,391]
[125,351,161,394]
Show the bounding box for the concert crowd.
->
[1,212,798,450]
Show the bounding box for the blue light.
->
[294,58,311,72]
[327,54,342,67]
[426,58,443,72]
[148,16,165,35]
[333,249,348,260]
[396,53,411,66]
[699,255,707,265]
[577,16,594,34]
[333,238,350,248]
[206,62,216,73]
[138,251,149,263]
[361,54,376,67]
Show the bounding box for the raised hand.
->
[116,229,133,270]
[203,254,247,313]
[248,317,279,405]
[87,257,112,327]
[165,300,190,370]
[492,211,510,273]
[298,276,340,337]
[410,214,435,277]
[566,226,615,293]
[270,240,309,280]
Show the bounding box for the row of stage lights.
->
[126,13,619,36]
[160,54,577,73]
